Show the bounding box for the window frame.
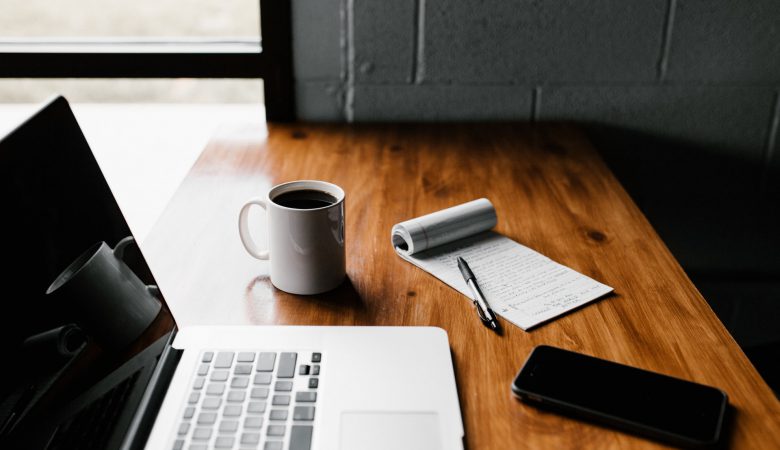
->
[0,0,294,121]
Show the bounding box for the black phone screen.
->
[512,346,728,445]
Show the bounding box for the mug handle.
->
[113,236,136,260]
[113,236,163,297]
[238,198,270,260]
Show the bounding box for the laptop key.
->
[197,412,217,425]
[192,427,212,440]
[244,416,263,429]
[202,397,221,409]
[290,425,314,450]
[214,436,235,448]
[272,395,290,406]
[193,377,205,390]
[188,392,200,404]
[178,422,190,435]
[231,377,249,389]
[248,401,267,414]
[267,425,286,436]
[214,352,234,368]
[235,364,252,375]
[293,406,315,421]
[295,392,317,402]
[206,383,225,396]
[251,387,269,399]
[227,390,246,402]
[219,420,239,433]
[264,442,283,450]
[197,364,209,376]
[183,407,195,419]
[237,352,255,362]
[299,365,310,375]
[269,409,288,421]
[274,381,293,392]
[223,405,243,417]
[311,365,320,375]
[277,353,297,378]
[240,432,261,445]
[201,352,214,363]
[311,353,321,363]
[189,445,207,450]
[257,352,276,372]
[308,378,318,389]
[254,373,272,385]
[173,439,184,450]
[210,370,229,381]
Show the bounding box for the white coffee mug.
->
[238,180,346,295]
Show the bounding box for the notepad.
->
[391,199,613,330]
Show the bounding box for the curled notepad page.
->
[391,198,497,255]
[391,199,613,330]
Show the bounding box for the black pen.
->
[457,257,500,332]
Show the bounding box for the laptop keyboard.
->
[173,351,321,450]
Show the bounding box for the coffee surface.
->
[273,189,337,209]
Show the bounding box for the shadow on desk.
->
[583,124,780,396]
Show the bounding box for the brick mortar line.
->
[343,0,355,121]
[531,86,541,122]
[412,0,426,84]
[760,91,780,193]
[657,0,677,81]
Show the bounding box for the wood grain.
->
[145,123,780,449]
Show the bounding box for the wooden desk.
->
[145,123,780,449]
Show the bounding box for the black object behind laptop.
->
[511,345,729,448]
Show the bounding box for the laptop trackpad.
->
[340,411,442,450]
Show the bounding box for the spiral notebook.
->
[391,199,613,330]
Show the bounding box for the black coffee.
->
[273,189,337,209]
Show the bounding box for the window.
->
[0,0,260,39]
[0,0,293,120]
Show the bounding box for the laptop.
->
[0,96,464,450]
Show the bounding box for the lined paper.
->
[392,200,613,330]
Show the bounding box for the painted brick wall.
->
[291,0,780,275]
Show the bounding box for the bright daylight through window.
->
[0,0,263,104]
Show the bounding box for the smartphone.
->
[511,345,728,448]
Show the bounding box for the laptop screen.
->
[0,97,175,448]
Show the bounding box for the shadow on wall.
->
[583,124,780,395]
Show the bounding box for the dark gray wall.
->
[292,0,780,272]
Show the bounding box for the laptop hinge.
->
[120,329,182,450]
